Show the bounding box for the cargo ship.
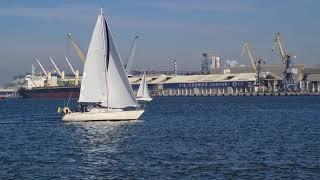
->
[17,74,141,98]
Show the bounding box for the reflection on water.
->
[65,121,141,156]
[60,120,143,178]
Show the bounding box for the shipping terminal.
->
[9,32,320,98]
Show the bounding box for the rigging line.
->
[66,92,72,106]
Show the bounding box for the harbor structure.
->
[15,32,320,98]
[18,64,320,98]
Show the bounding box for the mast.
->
[101,8,109,108]
[142,72,145,96]
[31,64,35,77]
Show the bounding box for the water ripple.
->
[0,97,319,179]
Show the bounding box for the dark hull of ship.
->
[18,86,81,99]
[18,84,141,99]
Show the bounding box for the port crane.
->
[272,32,296,92]
[241,42,265,91]
[241,42,257,72]
[35,57,48,77]
[49,57,63,78]
[67,33,87,63]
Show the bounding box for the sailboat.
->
[61,9,144,122]
[136,71,152,102]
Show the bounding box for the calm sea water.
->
[0,97,319,179]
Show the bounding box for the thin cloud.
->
[112,15,246,33]
[137,0,254,13]
[0,3,246,33]
[0,4,97,23]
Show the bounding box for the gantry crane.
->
[272,32,296,92]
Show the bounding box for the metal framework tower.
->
[281,55,296,91]
[255,57,265,92]
[272,32,297,92]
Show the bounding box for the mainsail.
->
[78,12,107,103]
[79,9,138,108]
[137,71,151,99]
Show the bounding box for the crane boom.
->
[65,56,77,76]
[125,35,139,74]
[67,33,86,63]
[241,42,257,72]
[272,32,286,65]
[35,57,48,77]
[49,57,62,77]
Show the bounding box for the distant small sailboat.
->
[136,71,152,102]
[61,9,144,122]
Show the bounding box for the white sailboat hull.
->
[137,97,153,102]
[62,110,144,122]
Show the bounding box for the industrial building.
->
[129,63,320,96]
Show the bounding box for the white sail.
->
[79,12,108,103]
[105,20,139,108]
[137,71,151,99]
[79,9,138,108]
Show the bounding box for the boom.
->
[67,33,86,63]
[272,32,286,65]
[65,56,77,76]
[49,57,62,77]
[241,42,257,72]
[35,57,48,77]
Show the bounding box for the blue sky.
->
[0,0,319,83]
